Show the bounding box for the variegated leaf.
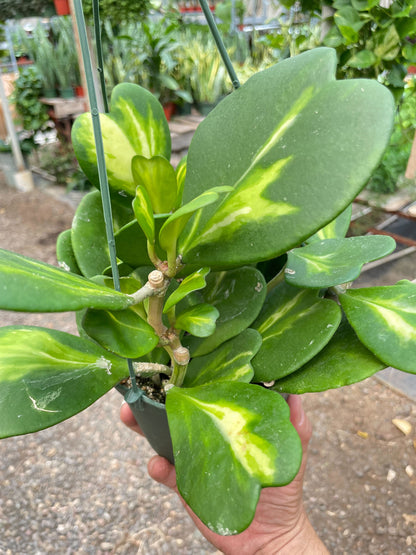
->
[131,155,177,214]
[175,155,187,209]
[305,205,352,244]
[0,326,129,438]
[71,190,132,278]
[252,281,341,381]
[339,280,416,373]
[272,318,386,394]
[179,48,394,268]
[0,249,134,312]
[114,216,168,268]
[72,83,171,197]
[175,304,219,337]
[184,267,266,357]
[285,235,396,288]
[163,268,210,313]
[183,329,262,387]
[166,382,302,534]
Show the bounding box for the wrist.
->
[262,511,329,555]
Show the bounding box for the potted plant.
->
[0,47,414,535]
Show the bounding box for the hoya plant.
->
[0,47,415,535]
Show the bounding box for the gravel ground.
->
[0,178,416,554]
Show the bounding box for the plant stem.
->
[169,346,190,387]
[266,267,286,293]
[133,362,172,376]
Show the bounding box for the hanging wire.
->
[92,0,109,113]
[197,0,240,90]
[73,0,141,401]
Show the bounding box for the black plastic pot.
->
[116,384,174,464]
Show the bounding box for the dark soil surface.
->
[1,177,416,554]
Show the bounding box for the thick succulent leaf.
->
[175,155,187,208]
[339,281,416,373]
[72,83,171,197]
[175,303,219,337]
[159,186,233,256]
[71,190,132,278]
[0,326,129,438]
[183,329,261,387]
[305,205,352,244]
[184,267,266,357]
[166,382,302,534]
[285,235,396,288]
[115,216,168,267]
[179,48,394,268]
[272,318,385,394]
[0,249,133,312]
[163,268,210,313]
[252,281,341,381]
[82,308,158,358]
[133,185,155,243]
[56,229,82,275]
[132,155,177,214]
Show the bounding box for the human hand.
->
[120,395,328,554]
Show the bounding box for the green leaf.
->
[306,205,352,244]
[114,216,168,267]
[56,229,81,275]
[346,50,378,69]
[175,155,187,209]
[166,382,302,534]
[252,281,341,381]
[374,25,401,61]
[72,83,171,197]
[174,304,219,337]
[183,329,262,387]
[339,281,416,373]
[179,48,394,268]
[272,318,385,394]
[159,186,233,257]
[0,326,129,438]
[82,308,158,358]
[163,267,210,313]
[403,43,416,63]
[0,249,134,312]
[285,235,396,288]
[323,27,345,48]
[334,7,366,43]
[71,190,132,278]
[184,267,267,357]
[133,185,155,243]
[131,155,177,214]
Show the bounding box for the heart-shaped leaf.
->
[133,185,155,244]
[72,83,171,197]
[164,268,210,313]
[183,329,262,387]
[339,281,416,373]
[285,235,396,288]
[175,304,219,337]
[159,186,233,258]
[0,326,129,438]
[179,48,394,268]
[305,205,352,244]
[252,281,341,381]
[132,155,177,214]
[272,318,386,394]
[72,190,132,278]
[166,382,302,534]
[82,308,158,358]
[183,267,266,357]
[56,229,81,275]
[0,249,134,312]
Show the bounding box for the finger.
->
[287,394,312,451]
[119,402,143,436]
[148,455,177,490]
